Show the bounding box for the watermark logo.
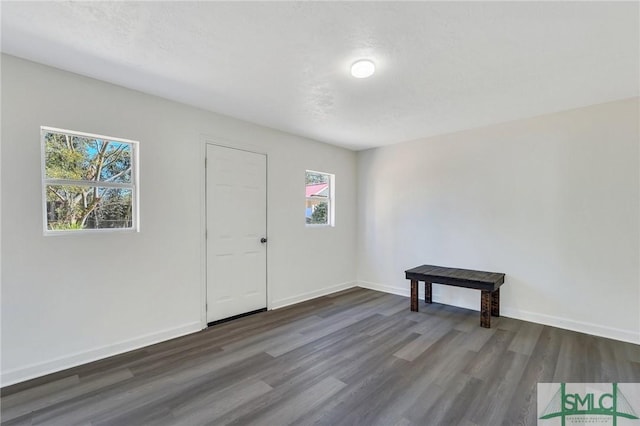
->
[538,383,640,425]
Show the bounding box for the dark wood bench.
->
[405,264,505,328]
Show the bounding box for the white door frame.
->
[200,137,270,329]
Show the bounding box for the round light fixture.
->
[350,59,375,78]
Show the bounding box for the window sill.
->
[44,228,139,237]
[305,224,334,228]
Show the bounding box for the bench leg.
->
[424,282,432,304]
[491,288,500,317]
[481,291,491,328]
[410,279,419,312]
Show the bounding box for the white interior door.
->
[206,144,267,323]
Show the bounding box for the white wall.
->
[2,53,637,387]
[0,54,358,385]
[357,98,640,344]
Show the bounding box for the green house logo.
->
[538,383,640,426]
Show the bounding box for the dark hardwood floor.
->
[2,287,639,425]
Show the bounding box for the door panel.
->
[206,144,267,323]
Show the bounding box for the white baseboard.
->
[500,307,640,345]
[271,281,357,309]
[2,282,357,387]
[358,280,410,298]
[357,280,479,311]
[357,281,640,345]
[1,321,203,387]
[5,283,636,387]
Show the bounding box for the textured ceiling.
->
[1,2,638,150]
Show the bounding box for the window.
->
[41,127,139,234]
[305,170,334,226]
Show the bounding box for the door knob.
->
[260,237,268,244]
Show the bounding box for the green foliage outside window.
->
[43,129,136,231]
[305,170,332,226]
[310,202,328,224]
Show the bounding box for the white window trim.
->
[305,169,335,227]
[41,126,140,235]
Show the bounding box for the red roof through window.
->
[305,183,328,197]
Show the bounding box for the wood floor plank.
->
[171,379,273,425]
[30,352,273,425]
[463,328,517,381]
[408,372,483,425]
[233,376,346,426]
[450,321,496,353]
[2,288,639,426]
[2,369,133,423]
[1,375,80,409]
[299,354,412,426]
[501,326,564,424]
[377,295,410,317]
[392,417,415,426]
[350,331,472,425]
[466,350,529,425]
[507,320,544,355]
[393,318,455,362]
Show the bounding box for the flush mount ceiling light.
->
[350,59,375,78]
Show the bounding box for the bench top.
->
[405,264,505,291]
